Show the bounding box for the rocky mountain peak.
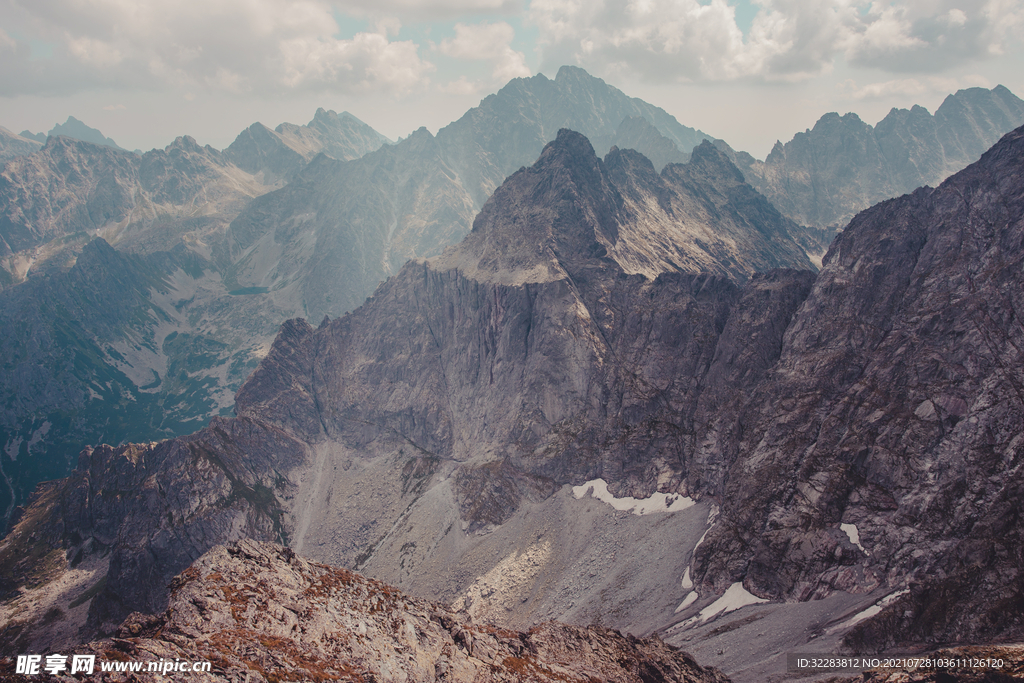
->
[438,128,622,284]
[554,64,592,84]
[734,84,1024,229]
[684,140,746,183]
[47,116,124,151]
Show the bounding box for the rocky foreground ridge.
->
[3,540,730,683]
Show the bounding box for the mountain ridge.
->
[726,84,1024,229]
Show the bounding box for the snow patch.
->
[829,589,909,634]
[3,437,22,461]
[841,523,867,554]
[681,567,693,591]
[26,422,51,454]
[671,582,768,631]
[572,478,695,515]
[692,504,720,553]
[675,591,698,613]
[695,583,768,622]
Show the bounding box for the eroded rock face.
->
[38,540,729,683]
[693,125,1024,648]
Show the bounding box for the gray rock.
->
[728,85,1024,229]
[693,124,1024,650]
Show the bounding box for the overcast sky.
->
[1,0,1021,159]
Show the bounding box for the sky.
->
[0,0,1022,159]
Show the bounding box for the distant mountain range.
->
[721,85,1024,229]
[14,116,126,152]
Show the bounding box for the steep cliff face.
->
[732,85,1024,229]
[691,125,1024,649]
[30,540,729,683]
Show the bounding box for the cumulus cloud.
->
[335,0,524,18]
[0,0,434,96]
[439,21,532,83]
[527,0,1024,83]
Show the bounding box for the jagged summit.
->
[437,128,812,285]
[437,129,621,284]
[730,84,1024,228]
[47,115,124,151]
[224,108,389,182]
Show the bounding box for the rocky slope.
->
[727,85,1024,229]
[689,124,1024,652]
[0,135,266,282]
[5,540,730,683]
[0,127,42,166]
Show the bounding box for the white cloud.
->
[528,0,1024,83]
[334,0,524,19]
[0,0,435,96]
[439,21,532,83]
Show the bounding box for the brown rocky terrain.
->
[2,540,731,682]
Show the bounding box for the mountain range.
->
[3,67,1024,681]
[0,67,734,528]
[722,84,1024,229]
[4,117,1024,680]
